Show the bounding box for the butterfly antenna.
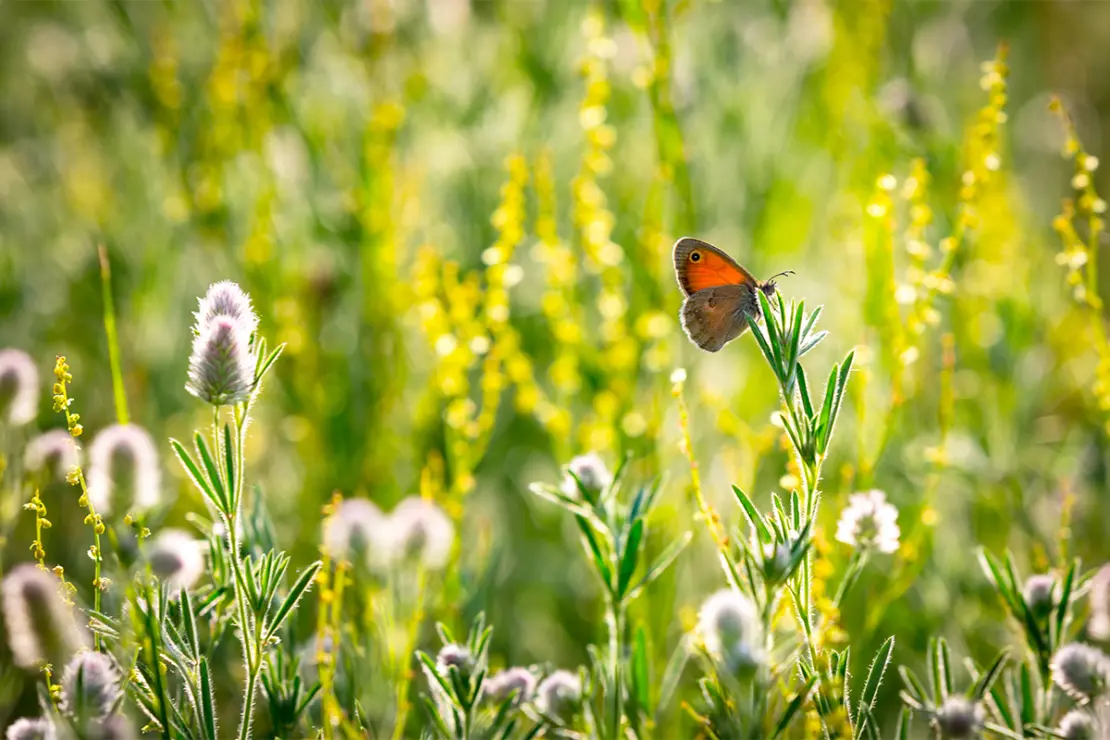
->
[768,269,795,282]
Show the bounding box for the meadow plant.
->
[0,349,39,427]
[59,651,121,724]
[23,431,80,482]
[85,425,161,515]
[0,564,88,669]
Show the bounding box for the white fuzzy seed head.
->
[195,280,259,337]
[1088,565,1110,641]
[146,529,205,593]
[562,453,612,498]
[697,589,760,658]
[85,715,136,740]
[1057,709,1097,740]
[0,564,88,668]
[436,643,474,678]
[1052,643,1110,701]
[0,348,39,426]
[534,670,582,723]
[932,696,985,739]
[1022,574,1057,619]
[185,317,255,407]
[323,498,387,567]
[61,651,121,721]
[484,667,537,704]
[835,489,900,554]
[86,424,161,515]
[388,497,455,570]
[24,429,80,480]
[4,717,55,740]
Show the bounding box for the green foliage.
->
[2,1,1110,738]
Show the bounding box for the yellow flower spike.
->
[1052,97,1110,427]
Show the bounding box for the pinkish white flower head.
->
[0,564,88,668]
[561,452,611,499]
[0,348,39,426]
[323,498,388,567]
[5,717,55,740]
[194,280,259,338]
[146,529,205,592]
[697,589,760,659]
[835,489,900,554]
[24,429,80,480]
[1023,574,1057,619]
[61,651,121,721]
[387,496,455,570]
[534,670,582,724]
[1052,643,1110,701]
[1088,565,1110,641]
[436,643,474,678]
[932,696,985,739]
[90,715,137,740]
[484,667,537,704]
[1057,710,1098,740]
[86,424,161,515]
[185,317,255,406]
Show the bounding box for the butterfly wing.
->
[673,237,759,297]
[680,283,760,352]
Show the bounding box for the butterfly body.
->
[673,237,790,352]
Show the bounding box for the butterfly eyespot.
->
[690,251,701,262]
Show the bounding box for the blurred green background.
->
[3,0,1110,734]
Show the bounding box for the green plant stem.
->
[390,566,428,740]
[606,596,626,738]
[227,513,260,740]
[222,408,262,740]
[98,244,130,425]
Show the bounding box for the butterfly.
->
[673,237,793,352]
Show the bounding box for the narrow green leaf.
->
[982,723,1026,739]
[255,343,285,385]
[170,439,222,514]
[267,561,321,638]
[936,637,953,699]
[816,363,839,449]
[800,305,823,346]
[757,290,785,376]
[797,365,815,420]
[656,637,690,716]
[859,636,895,717]
[631,627,650,713]
[898,665,927,704]
[1054,559,1079,650]
[731,485,772,543]
[193,432,228,514]
[222,423,236,509]
[1019,662,1035,728]
[417,651,455,699]
[770,675,816,739]
[575,515,612,591]
[798,330,829,358]
[895,707,911,740]
[199,658,218,740]
[970,649,1008,701]
[745,311,777,372]
[180,588,199,663]
[629,531,691,600]
[898,690,924,711]
[617,519,644,598]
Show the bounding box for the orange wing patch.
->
[673,237,757,296]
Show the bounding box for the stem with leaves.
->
[530,459,691,736]
[171,338,321,739]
